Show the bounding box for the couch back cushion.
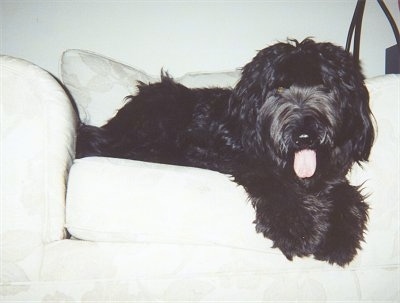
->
[61,49,240,127]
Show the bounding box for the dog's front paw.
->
[253,217,320,261]
[313,222,365,266]
[313,219,367,267]
[314,244,357,267]
[314,185,369,266]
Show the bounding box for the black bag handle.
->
[346,0,400,62]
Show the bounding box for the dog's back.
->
[76,75,239,173]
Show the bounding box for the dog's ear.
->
[345,84,375,162]
[316,42,375,163]
[228,42,295,153]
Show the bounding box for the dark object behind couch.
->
[386,45,400,74]
[346,0,400,75]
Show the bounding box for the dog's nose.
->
[294,133,315,148]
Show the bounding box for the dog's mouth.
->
[294,149,316,178]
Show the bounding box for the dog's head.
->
[230,39,374,180]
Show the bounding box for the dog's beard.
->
[258,85,339,179]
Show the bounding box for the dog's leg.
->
[76,124,114,158]
[313,181,369,266]
[234,170,329,261]
[253,194,331,261]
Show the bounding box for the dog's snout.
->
[294,133,315,148]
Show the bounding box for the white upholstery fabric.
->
[36,240,400,301]
[61,49,240,127]
[61,49,157,127]
[1,55,77,242]
[1,52,399,302]
[1,55,77,286]
[66,157,264,249]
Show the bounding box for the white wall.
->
[1,0,399,78]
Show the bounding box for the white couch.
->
[1,51,399,302]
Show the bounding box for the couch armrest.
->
[1,55,78,248]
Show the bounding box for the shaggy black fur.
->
[76,39,374,266]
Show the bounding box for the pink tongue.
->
[294,149,316,178]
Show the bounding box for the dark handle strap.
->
[346,0,400,62]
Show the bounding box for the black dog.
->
[76,39,374,266]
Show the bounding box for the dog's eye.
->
[277,87,286,93]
